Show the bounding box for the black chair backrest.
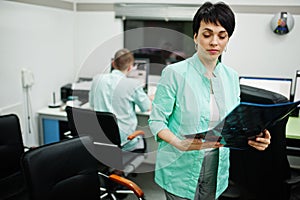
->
[65,106,121,146]
[65,106,126,170]
[0,114,24,179]
[21,136,100,200]
[229,85,291,199]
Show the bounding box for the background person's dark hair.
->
[193,2,235,38]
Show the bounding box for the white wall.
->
[0,1,123,146]
[223,13,300,84]
[0,1,75,146]
[74,12,123,78]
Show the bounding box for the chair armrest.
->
[286,175,300,185]
[127,130,145,140]
[109,174,144,198]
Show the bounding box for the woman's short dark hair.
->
[193,2,235,38]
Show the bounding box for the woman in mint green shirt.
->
[149,2,271,199]
[89,49,151,151]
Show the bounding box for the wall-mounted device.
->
[21,68,34,88]
[270,11,294,35]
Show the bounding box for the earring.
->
[194,43,198,50]
[224,46,227,52]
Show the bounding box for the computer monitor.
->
[293,70,300,102]
[110,57,150,92]
[239,76,293,100]
[126,58,150,93]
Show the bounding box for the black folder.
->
[185,100,300,150]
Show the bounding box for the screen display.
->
[127,58,150,92]
[239,76,292,100]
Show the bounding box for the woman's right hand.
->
[157,129,223,151]
[176,138,223,151]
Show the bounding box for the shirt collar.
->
[191,53,222,76]
[112,69,126,77]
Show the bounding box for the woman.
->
[89,48,151,151]
[148,2,271,200]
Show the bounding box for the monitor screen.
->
[127,58,150,92]
[293,70,300,102]
[239,76,292,100]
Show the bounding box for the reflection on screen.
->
[239,76,292,100]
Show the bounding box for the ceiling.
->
[7,0,300,20]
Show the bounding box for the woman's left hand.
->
[248,129,271,151]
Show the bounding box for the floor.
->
[124,163,165,200]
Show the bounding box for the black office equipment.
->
[60,81,91,105]
[60,83,72,103]
[0,114,28,200]
[293,70,300,102]
[291,70,300,117]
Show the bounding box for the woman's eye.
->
[219,35,227,39]
[203,34,210,38]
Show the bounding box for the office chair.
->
[220,85,300,200]
[0,114,28,200]
[21,136,101,200]
[65,106,146,199]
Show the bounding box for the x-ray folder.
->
[186,100,300,150]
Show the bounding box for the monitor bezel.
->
[239,76,293,101]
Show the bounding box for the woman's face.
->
[194,21,229,62]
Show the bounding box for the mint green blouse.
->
[149,53,240,199]
[89,70,151,151]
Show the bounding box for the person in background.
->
[89,48,151,152]
[148,2,271,200]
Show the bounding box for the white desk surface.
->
[37,107,66,117]
[37,103,150,118]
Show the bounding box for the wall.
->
[0,1,123,146]
[74,11,123,78]
[0,1,75,146]
[223,13,300,89]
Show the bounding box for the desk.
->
[285,116,300,168]
[286,117,300,140]
[37,106,157,164]
[37,107,68,145]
